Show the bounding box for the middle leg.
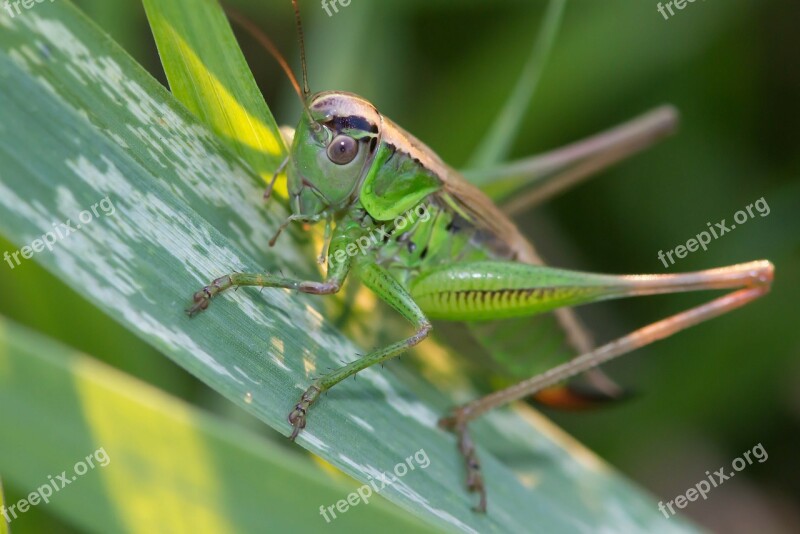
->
[287,262,432,439]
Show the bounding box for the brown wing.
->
[438,166,542,264]
[380,116,540,264]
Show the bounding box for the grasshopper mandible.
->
[188,1,774,512]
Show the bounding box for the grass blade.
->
[142,0,287,188]
[0,479,7,534]
[468,0,567,168]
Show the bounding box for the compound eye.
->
[327,135,358,165]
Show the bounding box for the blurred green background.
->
[1,0,797,532]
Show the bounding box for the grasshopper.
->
[188,1,774,512]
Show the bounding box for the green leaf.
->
[142,0,287,186]
[0,3,698,532]
[0,318,434,532]
[0,479,7,534]
[0,315,434,532]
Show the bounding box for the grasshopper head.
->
[287,91,381,216]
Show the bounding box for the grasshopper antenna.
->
[224,6,302,102]
[224,3,319,130]
[290,0,322,133]
[292,0,311,98]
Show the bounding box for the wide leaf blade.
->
[0,315,435,532]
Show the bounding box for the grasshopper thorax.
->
[287,91,382,216]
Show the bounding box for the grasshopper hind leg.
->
[412,259,773,512]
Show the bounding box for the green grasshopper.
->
[188,1,774,512]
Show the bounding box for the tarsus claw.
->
[186,288,211,317]
[287,384,321,441]
[439,411,488,513]
[288,405,306,441]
